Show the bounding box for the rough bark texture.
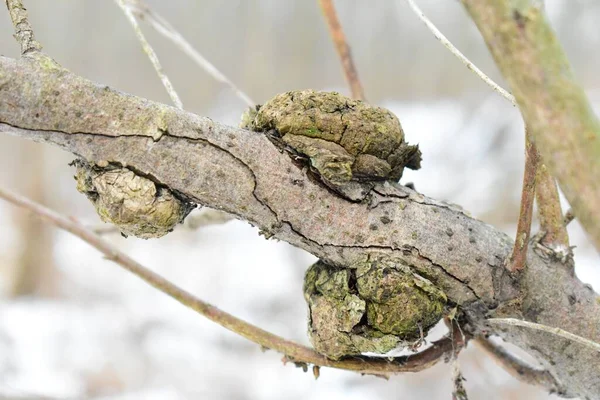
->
[1,54,599,398]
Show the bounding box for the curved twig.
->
[475,336,563,393]
[0,186,462,376]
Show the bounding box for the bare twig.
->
[5,0,42,54]
[114,0,183,109]
[474,336,562,393]
[0,186,462,376]
[128,0,255,108]
[402,0,515,105]
[488,318,600,353]
[318,0,366,101]
[535,163,569,247]
[507,129,539,272]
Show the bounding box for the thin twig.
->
[488,318,600,353]
[318,0,366,101]
[402,0,515,105]
[5,0,42,54]
[0,186,462,376]
[507,129,539,272]
[114,0,183,109]
[128,0,255,108]
[474,336,562,393]
[535,163,569,247]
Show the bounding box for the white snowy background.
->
[0,1,598,399]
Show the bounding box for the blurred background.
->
[0,1,599,399]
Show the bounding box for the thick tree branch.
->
[1,55,599,398]
[461,0,600,253]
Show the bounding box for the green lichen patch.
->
[242,90,421,189]
[304,258,447,360]
[73,160,193,239]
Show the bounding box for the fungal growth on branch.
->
[73,160,193,239]
[241,90,421,198]
[303,258,447,360]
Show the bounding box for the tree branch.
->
[535,163,569,248]
[1,54,599,398]
[4,0,42,54]
[318,0,365,101]
[0,185,462,376]
[507,129,539,272]
[474,336,562,393]
[128,0,255,108]
[114,0,183,109]
[461,0,600,253]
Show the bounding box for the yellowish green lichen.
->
[304,258,447,360]
[242,90,421,189]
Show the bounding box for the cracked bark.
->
[1,54,599,398]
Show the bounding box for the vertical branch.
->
[5,0,42,54]
[461,0,600,252]
[507,129,539,272]
[318,0,366,101]
[535,163,569,248]
[403,0,571,255]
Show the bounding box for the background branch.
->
[318,0,365,101]
[114,0,183,109]
[128,0,255,108]
[461,0,600,252]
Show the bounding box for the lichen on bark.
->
[304,258,447,360]
[241,90,421,190]
[73,160,193,238]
